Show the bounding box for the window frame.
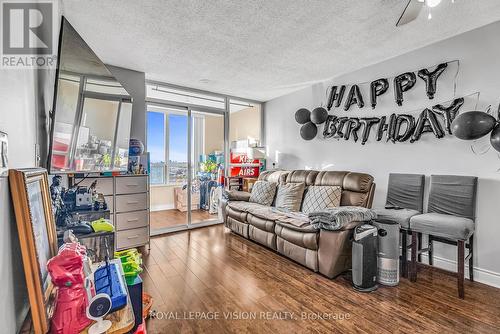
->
[148,108,186,186]
[145,81,264,186]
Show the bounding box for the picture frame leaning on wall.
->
[9,168,58,334]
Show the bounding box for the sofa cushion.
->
[277,237,318,271]
[284,170,319,186]
[249,225,277,250]
[275,224,319,250]
[275,220,319,233]
[226,204,248,222]
[247,213,275,233]
[226,217,249,238]
[301,185,342,214]
[249,181,277,206]
[275,182,305,211]
[373,208,420,229]
[258,170,289,183]
[228,201,268,213]
[410,212,474,240]
[224,190,251,202]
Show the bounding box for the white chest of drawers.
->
[73,174,150,250]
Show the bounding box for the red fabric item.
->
[47,243,92,334]
[133,321,147,334]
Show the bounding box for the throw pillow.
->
[275,182,306,212]
[249,181,277,206]
[301,185,342,214]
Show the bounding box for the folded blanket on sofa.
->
[308,206,377,231]
[227,202,312,228]
[271,207,310,227]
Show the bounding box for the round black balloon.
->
[451,111,496,140]
[311,107,328,124]
[300,122,318,140]
[295,108,311,124]
[490,124,500,152]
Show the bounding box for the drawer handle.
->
[126,183,138,187]
[127,201,139,204]
[127,235,139,240]
[127,218,139,222]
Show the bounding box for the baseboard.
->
[405,250,500,289]
[151,204,175,212]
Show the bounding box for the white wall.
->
[265,21,500,287]
[0,70,38,332]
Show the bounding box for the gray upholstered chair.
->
[374,173,425,277]
[409,175,478,299]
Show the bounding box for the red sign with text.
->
[230,153,260,164]
[230,153,260,177]
[229,166,260,177]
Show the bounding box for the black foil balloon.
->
[490,124,500,152]
[411,109,444,142]
[335,117,349,138]
[394,114,416,142]
[343,118,361,142]
[359,117,380,145]
[451,111,497,140]
[326,85,346,110]
[300,122,318,140]
[322,115,338,138]
[394,72,416,106]
[432,98,465,134]
[426,109,445,139]
[311,107,328,124]
[418,63,448,100]
[295,108,311,124]
[376,116,388,142]
[344,85,365,111]
[387,113,397,143]
[370,78,389,109]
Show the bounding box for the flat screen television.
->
[48,17,133,173]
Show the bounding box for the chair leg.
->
[417,233,423,262]
[428,235,433,266]
[410,231,418,282]
[401,230,407,278]
[458,240,465,299]
[468,236,474,282]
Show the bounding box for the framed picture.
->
[0,131,7,177]
[9,168,58,334]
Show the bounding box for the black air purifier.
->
[352,224,378,292]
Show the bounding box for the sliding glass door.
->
[148,105,190,234]
[190,109,225,225]
[148,104,226,235]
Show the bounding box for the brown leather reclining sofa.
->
[221,170,375,278]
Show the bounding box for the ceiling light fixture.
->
[426,0,442,8]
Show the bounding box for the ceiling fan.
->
[396,0,451,26]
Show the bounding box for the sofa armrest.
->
[317,220,366,278]
[337,220,364,231]
[220,190,251,226]
[224,190,251,202]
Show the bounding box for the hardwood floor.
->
[142,224,500,334]
[150,209,217,230]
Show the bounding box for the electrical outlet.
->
[0,131,8,177]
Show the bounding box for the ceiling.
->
[61,0,500,102]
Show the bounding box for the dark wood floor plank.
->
[143,225,500,334]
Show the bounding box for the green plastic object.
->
[114,248,143,285]
[91,218,114,232]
